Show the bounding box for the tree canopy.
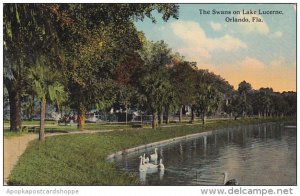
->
[3,3,296,136]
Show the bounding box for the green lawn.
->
[4,120,57,127]
[8,117,294,185]
[3,129,33,138]
[4,122,134,138]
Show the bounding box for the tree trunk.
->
[152,111,158,129]
[165,108,170,124]
[8,88,22,132]
[158,109,162,125]
[179,105,183,123]
[158,109,163,125]
[202,112,206,124]
[125,105,128,125]
[39,96,46,141]
[78,103,86,131]
[190,108,195,123]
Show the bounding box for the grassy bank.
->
[8,117,295,185]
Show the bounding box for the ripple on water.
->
[115,123,296,185]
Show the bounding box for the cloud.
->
[210,22,222,31]
[238,14,269,34]
[271,31,283,38]
[169,21,247,59]
[216,57,296,92]
[239,57,266,71]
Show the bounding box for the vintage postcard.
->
[2,2,297,195]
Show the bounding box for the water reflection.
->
[114,122,296,185]
[138,165,165,185]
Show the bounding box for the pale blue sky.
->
[134,4,296,92]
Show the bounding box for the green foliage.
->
[3,3,296,134]
[4,3,180,131]
[28,62,68,140]
[236,80,253,116]
[62,4,179,118]
[28,63,67,106]
[3,4,70,131]
[195,84,221,116]
[281,91,297,116]
[135,40,175,114]
[170,61,197,107]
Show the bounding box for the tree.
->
[28,60,67,141]
[170,61,197,122]
[270,92,288,117]
[4,4,35,131]
[4,4,70,131]
[162,84,179,124]
[237,81,253,117]
[59,4,180,130]
[192,70,221,124]
[22,88,36,120]
[135,40,174,128]
[4,3,179,132]
[258,88,273,118]
[230,91,243,120]
[113,52,143,124]
[282,91,297,116]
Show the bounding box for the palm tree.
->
[28,60,67,141]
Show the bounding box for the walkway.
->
[4,134,38,184]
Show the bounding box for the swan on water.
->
[139,156,147,172]
[143,153,149,164]
[222,172,239,185]
[145,162,158,169]
[150,148,158,161]
[158,159,165,170]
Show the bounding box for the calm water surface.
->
[114,122,296,185]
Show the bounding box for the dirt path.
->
[4,134,39,184]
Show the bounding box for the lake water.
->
[114,122,296,185]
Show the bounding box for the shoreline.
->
[105,120,294,162]
[7,117,296,185]
[106,131,213,161]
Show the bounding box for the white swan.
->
[150,148,158,162]
[158,159,164,170]
[143,153,149,164]
[139,156,147,172]
[145,162,158,169]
